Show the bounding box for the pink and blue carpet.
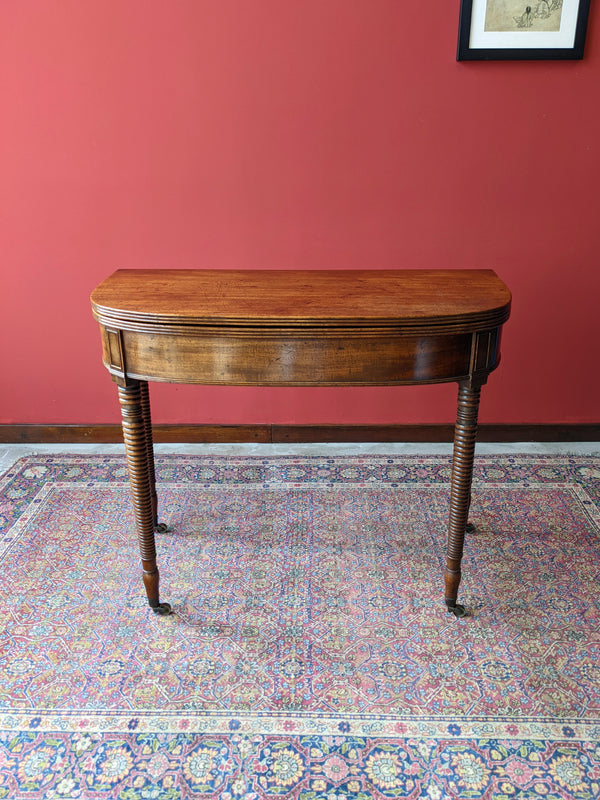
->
[0,453,599,799]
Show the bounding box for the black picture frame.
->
[457,0,591,60]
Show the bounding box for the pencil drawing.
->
[484,0,563,32]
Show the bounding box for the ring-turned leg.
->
[139,381,171,532]
[445,381,482,617]
[139,381,159,528]
[118,381,171,615]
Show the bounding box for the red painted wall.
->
[1,1,599,426]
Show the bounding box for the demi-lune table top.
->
[91,268,511,331]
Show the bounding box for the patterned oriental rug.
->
[1,454,600,800]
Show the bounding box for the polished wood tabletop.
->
[91,269,511,618]
[91,268,510,325]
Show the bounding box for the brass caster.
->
[446,603,469,618]
[466,523,477,533]
[155,523,173,533]
[150,602,172,615]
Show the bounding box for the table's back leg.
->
[139,381,172,532]
[139,381,158,527]
[445,381,482,618]
[118,381,172,615]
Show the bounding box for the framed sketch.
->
[457,0,591,60]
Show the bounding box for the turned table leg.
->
[138,381,172,532]
[139,381,159,528]
[445,381,482,618]
[118,381,171,615]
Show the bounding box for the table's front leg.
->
[118,381,172,615]
[445,381,482,618]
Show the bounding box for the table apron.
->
[100,326,501,386]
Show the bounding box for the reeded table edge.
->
[90,269,512,334]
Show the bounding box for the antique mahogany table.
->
[91,269,511,618]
